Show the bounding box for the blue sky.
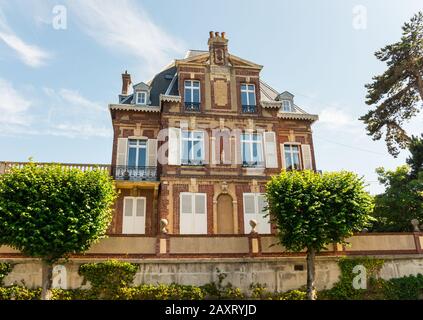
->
[0,0,422,194]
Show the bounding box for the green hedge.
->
[0,263,12,286]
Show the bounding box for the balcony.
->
[242,105,257,113]
[181,159,204,166]
[184,102,201,112]
[113,166,157,181]
[242,161,265,168]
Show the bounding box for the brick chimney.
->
[208,31,228,66]
[121,70,132,95]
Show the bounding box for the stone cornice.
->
[277,112,319,122]
[160,94,182,103]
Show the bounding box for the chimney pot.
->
[221,32,225,39]
[215,31,219,37]
[209,31,214,38]
[121,71,132,95]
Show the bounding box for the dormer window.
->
[136,91,147,105]
[282,100,293,112]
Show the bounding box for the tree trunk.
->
[306,248,317,300]
[41,261,53,300]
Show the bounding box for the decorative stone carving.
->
[221,181,228,194]
[411,219,420,232]
[249,219,257,234]
[160,218,169,234]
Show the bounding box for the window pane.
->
[241,92,248,105]
[193,131,203,140]
[244,195,256,214]
[124,199,133,216]
[181,194,192,214]
[293,153,301,169]
[242,142,251,163]
[195,194,206,214]
[184,80,192,87]
[192,88,200,103]
[241,84,247,91]
[182,140,189,162]
[136,199,145,217]
[184,88,192,102]
[182,131,189,139]
[285,153,293,170]
[138,148,146,167]
[129,139,137,146]
[248,84,255,91]
[193,140,202,160]
[192,81,200,88]
[128,148,137,167]
[248,92,256,105]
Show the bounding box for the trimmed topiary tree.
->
[266,170,374,300]
[0,163,117,300]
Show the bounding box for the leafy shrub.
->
[200,268,245,299]
[0,263,12,286]
[0,286,41,300]
[118,284,205,300]
[383,274,423,300]
[78,260,138,299]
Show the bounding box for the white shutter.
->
[180,193,193,234]
[211,137,217,165]
[257,194,271,234]
[168,128,181,165]
[116,138,128,166]
[147,139,158,167]
[194,194,207,234]
[123,198,134,234]
[134,198,146,234]
[264,132,278,168]
[243,193,256,234]
[123,197,146,234]
[280,143,286,170]
[301,144,313,170]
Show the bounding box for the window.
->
[127,140,147,167]
[241,84,256,113]
[284,144,301,170]
[180,193,207,234]
[243,193,270,234]
[181,131,204,165]
[123,197,146,234]
[136,91,147,105]
[184,80,201,110]
[241,133,263,166]
[282,100,293,112]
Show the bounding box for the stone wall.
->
[2,255,423,292]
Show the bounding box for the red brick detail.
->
[198,184,214,234]
[210,78,232,110]
[235,184,251,234]
[172,184,189,234]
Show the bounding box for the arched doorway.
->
[217,194,234,234]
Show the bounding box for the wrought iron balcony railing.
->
[242,161,265,168]
[184,102,201,112]
[113,166,158,181]
[242,105,257,113]
[181,159,204,166]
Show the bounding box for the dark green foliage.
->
[0,263,12,286]
[78,260,138,299]
[200,268,244,299]
[407,134,423,178]
[0,163,117,264]
[0,286,42,300]
[360,12,423,156]
[383,274,423,300]
[266,170,374,253]
[372,166,423,232]
[319,258,385,300]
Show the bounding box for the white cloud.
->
[58,89,105,112]
[68,0,185,75]
[0,7,51,67]
[318,107,354,127]
[0,78,31,128]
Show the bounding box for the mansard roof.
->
[112,50,318,122]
